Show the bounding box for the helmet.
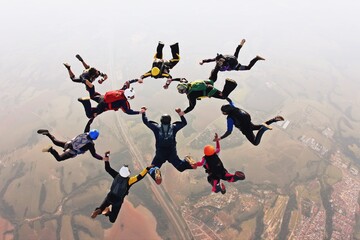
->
[119,165,131,178]
[177,83,188,94]
[89,129,99,140]
[151,67,160,76]
[221,104,233,114]
[124,88,135,99]
[204,145,215,156]
[160,114,171,125]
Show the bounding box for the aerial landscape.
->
[0,1,359,240]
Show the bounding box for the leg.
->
[78,98,96,118]
[49,148,75,161]
[221,78,237,98]
[76,54,90,69]
[45,134,66,148]
[265,116,285,125]
[168,150,194,172]
[91,195,112,219]
[222,171,245,182]
[155,41,165,59]
[63,63,75,80]
[108,200,123,223]
[168,42,180,69]
[236,56,265,71]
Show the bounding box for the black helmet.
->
[221,104,233,114]
[160,114,171,125]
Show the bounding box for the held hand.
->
[104,151,110,161]
[175,108,181,113]
[138,78,144,84]
[213,134,220,142]
[140,106,147,113]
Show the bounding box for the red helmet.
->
[204,145,215,156]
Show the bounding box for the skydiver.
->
[142,107,197,185]
[138,41,182,89]
[91,152,152,223]
[37,118,106,161]
[199,39,265,72]
[175,76,237,115]
[196,133,245,194]
[215,101,284,146]
[78,80,146,119]
[63,54,108,88]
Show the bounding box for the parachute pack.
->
[104,90,126,103]
[158,124,175,147]
[69,133,92,154]
[110,175,129,199]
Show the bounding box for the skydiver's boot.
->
[37,129,49,135]
[75,54,84,62]
[184,155,197,169]
[222,78,238,98]
[265,116,284,125]
[149,167,162,185]
[220,183,226,194]
[233,171,246,182]
[215,183,226,194]
[155,41,165,59]
[42,145,53,152]
[256,55,265,61]
[170,42,180,67]
[63,63,71,70]
[78,97,91,103]
[102,207,111,216]
[91,208,102,219]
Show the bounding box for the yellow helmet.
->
[151,67,160,76]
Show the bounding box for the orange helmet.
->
[204,145,215,156]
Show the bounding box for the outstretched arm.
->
[218,118,234,140]
[196,156,206,167]
[234,39,246,58]
[104,152,118,178]
[89,144,104,160]
[128,166,151,187]
[200,57,216,65]
[142,111,158,132]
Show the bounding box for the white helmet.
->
[124,88,135,100]
[119,165,131,178]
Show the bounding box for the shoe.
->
[42,146,53,152]
[233,171,245,182]
[220,183,226,194]
[225,78,236,84]
[78,97,90,102]
[63,63,71,70]
[37,129,49,135]
[261,123,273,131]
[154,168,162,185]
[184,155,197,169]
[75,54,84,62]
[102,207,111,216]
[91,208,102,219]
[256,55,265,61]
[273,116,284,122]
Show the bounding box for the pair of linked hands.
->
[213,133,221,142]
[140,106,185,117]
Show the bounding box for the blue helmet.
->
[89,129,99,140]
